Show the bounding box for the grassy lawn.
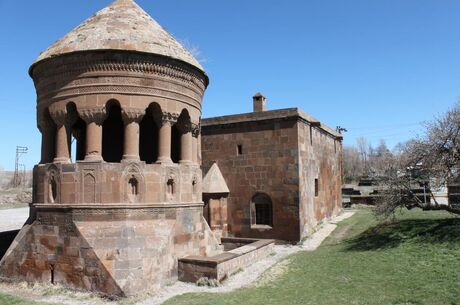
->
[0,293,50,305]
[165,208,460,305]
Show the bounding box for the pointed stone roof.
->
[32,0,204,71]
[202,163,230,194]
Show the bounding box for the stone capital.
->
[37,117,55,133]
[191,123,200,137]
[79,107,107,125]
[122,108,145,124]
[161,112,180,125]
[49,108,75,128]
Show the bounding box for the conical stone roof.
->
[32,0,204,72]
[202,163,230,194]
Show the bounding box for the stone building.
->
[0,0,343,296]
[201,94,343,242]
[0,0,221,296]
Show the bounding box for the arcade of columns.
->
[39,106,201,165]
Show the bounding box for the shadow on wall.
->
[344,217,460,252]
[0,230,19,260]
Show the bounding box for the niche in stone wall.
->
[166,171,177,202]
[47,166,59,204]
[123,164,144,204]
[84,173,96,204]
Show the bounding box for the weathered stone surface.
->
[201,103,342,242]
[32,0,204,72]
[0,0,217,298]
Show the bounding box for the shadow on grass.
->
[344,217,460,251]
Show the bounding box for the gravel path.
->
[0,210,355,305]
[0,207,28,232]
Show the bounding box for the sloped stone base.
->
[0,205,221,297]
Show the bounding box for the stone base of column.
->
[156,157,173,164]
[84,154,104,162]
[53,157,70,164]
[122,155,140,161]
[179,160,193,165]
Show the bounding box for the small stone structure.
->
[202,163,230,242]
[0,0,222,297]
[201,93,343,242]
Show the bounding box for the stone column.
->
[80,108,106,162]
[191,124,200,164]
[198,133,202,165]
[156,112,178,164]
[180,125,193,164]
[122,109,144,161]
[50,110,72,163]
[38,120,55,164]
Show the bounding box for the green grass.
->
[164,208,460,305]
[0,293,51,305]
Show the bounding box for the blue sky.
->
[1,0,460,170]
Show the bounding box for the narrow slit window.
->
[315,178,319,197]
[129,176,138,195]
[167,178,175,195]
[237,144,243,155]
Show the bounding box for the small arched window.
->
[250,193,273,227]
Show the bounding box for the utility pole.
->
[14,146,28,188]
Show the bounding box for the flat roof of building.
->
[202,108,343,140]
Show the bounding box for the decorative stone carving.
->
[49,108,76,127]
[121,108,145,124]
[79,107,107,125]
[191,123,200,138]
[161,112,180,125]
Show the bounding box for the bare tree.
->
[376,102,460,217]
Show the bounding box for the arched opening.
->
[171,125,181,163]
[71,118,86,162]
[139,104,160,164]
[250,193,273,227]
[102,101,124,162]
[171,109,191,163]
[40,108,56,164]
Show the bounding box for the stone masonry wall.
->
[297,121,342,239]
[202,118,300,242]
[0,206,219,296]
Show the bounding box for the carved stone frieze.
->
[122,108,145,124]
[161,112,180,125]
[79,107,107,124]
[49,107,77,127]
[191,123,201,138]
[31,52,208,95]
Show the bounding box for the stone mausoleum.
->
[202,94,343,242]
[0,0,343,297]
[0,0,221,296]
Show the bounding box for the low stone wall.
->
[178,237,275,283]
